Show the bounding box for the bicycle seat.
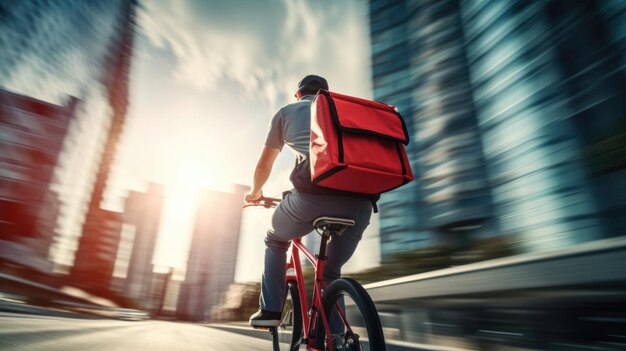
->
[313,216,355,237]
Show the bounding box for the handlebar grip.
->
[243,196,282,209]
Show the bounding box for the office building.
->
[406,0,495,239]
[162,278,182,315]
[536,0,626,237]
[458,0,606,252]
[177,185,249,321]
[147,269,173,314]
[70,209,124,293]
[0,89,77,274]
[71,0,137,293]
[0,0,137,278]
[370,0,495,262]
[370,0,425,260]
[369,0,626,258]
[121,183,165,304]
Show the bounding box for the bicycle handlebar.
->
[243,196,282,209]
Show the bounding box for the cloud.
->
[137,0,372,108]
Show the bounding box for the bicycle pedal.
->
[253,326,273,331]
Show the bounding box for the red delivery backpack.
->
[290,90,414,209]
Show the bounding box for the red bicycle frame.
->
[285,237,353,351]
[245,196,355,350]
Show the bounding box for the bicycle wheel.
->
[321,278,386,351]
[273,280,303,351]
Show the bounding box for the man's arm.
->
[245,146,280,203]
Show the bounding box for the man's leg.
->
[259,195,313,312]
[323,205,371,335]
[252,191,372,328]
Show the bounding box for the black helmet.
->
[295,75,329,98]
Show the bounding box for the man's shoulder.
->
[282,100,306,109]
[280,99,311,116]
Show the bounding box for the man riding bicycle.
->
[245,75,373,327]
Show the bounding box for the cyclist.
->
[246,75,373,327]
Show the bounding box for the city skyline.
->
[3,0,624,283]
[0,0,380,283]
[1,1,625,348]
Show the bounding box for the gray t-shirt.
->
[264,96,313,162]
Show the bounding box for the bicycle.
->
[245,195,386,351]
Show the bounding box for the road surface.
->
[0,311,272,351]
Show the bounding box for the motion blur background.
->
[1,0,625,350]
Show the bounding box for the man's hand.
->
[244,191,263,205]
[245,146,280,205]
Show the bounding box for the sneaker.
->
[330,334,345,350]
[249,308,282,327]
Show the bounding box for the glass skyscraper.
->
[370,0,626,259]
[407,0,495,241]
[370,0,427,261]
[177,185,248,321]
[371,0,495,262]
[459,0,606,252]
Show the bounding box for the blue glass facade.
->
[370,0,626,258]
[371,0,495,262]
[459,0,603,252]
[407,0,495,238]
[0,1,128,104]
[540,0,626,238]
[370,0,427,260]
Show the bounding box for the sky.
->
[105,0,380,282]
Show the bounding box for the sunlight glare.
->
[153,158,226,269]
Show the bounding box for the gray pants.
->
[260,190,372,312]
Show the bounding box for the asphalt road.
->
[0,312,272,351]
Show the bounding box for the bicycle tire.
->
[322,278,386,351]
[273,280,303,351]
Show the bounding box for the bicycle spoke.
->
[327,295,368,350]
[274,281,303,351]
[323,278,386,351]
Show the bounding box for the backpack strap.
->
[290,157,381,213]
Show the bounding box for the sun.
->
[153,158,230,269]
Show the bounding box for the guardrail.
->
[361,237,626,350]
[364,236,626,302]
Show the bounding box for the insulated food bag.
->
[310,90,414,194]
